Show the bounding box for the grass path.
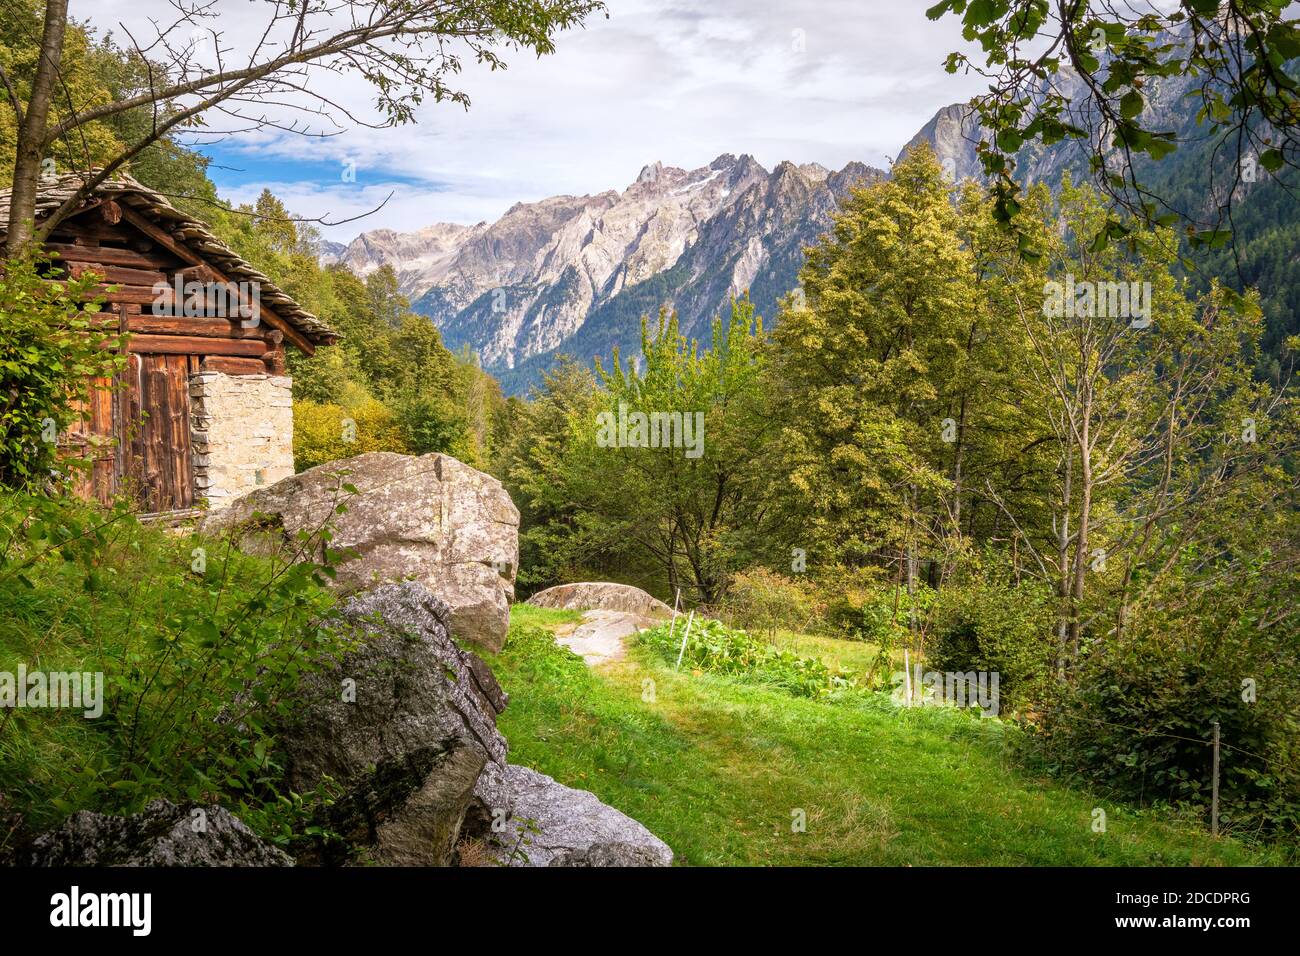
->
[486,605,1285,866]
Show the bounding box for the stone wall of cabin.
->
[190,371,294,509]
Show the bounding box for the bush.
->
[719,567,822,636]
[391,387,469,458]
[293,397,408,470]
[928,569,1056,714]
[638,616,856,699]
[823,579,932,648]
[0,252,127,489]
[1036,643,1299,838]
[1033,565,1300,840]
[0,490,354,849]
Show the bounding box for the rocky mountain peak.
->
[898,102,986,183]
[630,160,668,191]
[797,162,831,182]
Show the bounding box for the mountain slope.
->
[900,73,1300,381]
[329,154,883,393]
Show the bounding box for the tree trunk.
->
[5,0,69,255]
[1055,445,1073,677]
[1068,410,1093,661]
[906,485,918,653]
[951,323,975,528]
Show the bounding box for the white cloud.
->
[84,0,986,239]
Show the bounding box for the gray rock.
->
[201,451,520,652]
[554,609,657,666]
[527,582,674,619]
[19,800,292,867]
[464,759,512,841]
[897,102,987,183]
[280,581,509,866]
[488,765,672,867]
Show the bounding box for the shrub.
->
[1033,563,1300,840]
[1036,643,1299,838]
[824,580,932,648]
[293,397,408,470]
[720,567,822,636]
[391,387,470,459]
[0,252,127,489]
[928,569,1056,714]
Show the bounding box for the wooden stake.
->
[904,648,912,707]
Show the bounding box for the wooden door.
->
[124,353,194,512]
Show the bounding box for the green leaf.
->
[925,0,962,21]
[1120,89,1144,120]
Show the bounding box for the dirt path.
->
[554,609,661,666]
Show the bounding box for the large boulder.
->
[201,452,519,652]
[279,582,509,866]
[485,765,673,867]
[16,800,292,866]
[527,582,673,619]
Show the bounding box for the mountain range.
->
[324,74,1299,393]
[323,152,886,393]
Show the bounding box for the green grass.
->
[487,606,1288,866]
[766,628,880,673]
[508,603,584,630]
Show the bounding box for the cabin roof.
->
[0,171,337,347]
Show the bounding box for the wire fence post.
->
[1211,720,1221,837]
[666,588,681,644]
[674,610,695,671]
[903,648,912,707]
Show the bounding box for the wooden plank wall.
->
[65,378,117,506]
[50,218,279,369]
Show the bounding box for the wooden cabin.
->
[0,172,336,515]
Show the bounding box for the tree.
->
[998,175,1293,673]
[592,299,772,603]
[277,257,487,464]
[927,0,1300,248]
[1,0,604,253]
[951,179,1059,556]
[497,355,604,592]
[764,145,987,646]
[500,300,773,603]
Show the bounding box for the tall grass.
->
[0,490,352,851]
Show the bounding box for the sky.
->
[88,0,988,241]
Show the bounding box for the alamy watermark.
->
[151,275,261,327]
[1043,276,1152,329]
[0,666,104,718]
[50,886,150,936]
[891,666,1000,717]
[595,402,705,459]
